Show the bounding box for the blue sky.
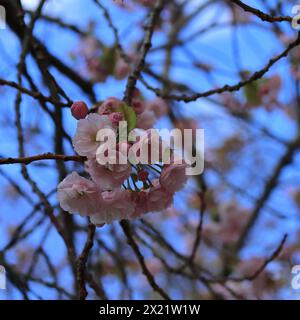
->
[0,0,300,299]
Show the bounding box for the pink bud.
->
[115,58,130,80]
[138,170,149,182]
[109,112,124,126]
[132,88,141,99]
[99,97,123,115]
[132,100,145,114]
[71,101,89,120]
[259,85,270,97]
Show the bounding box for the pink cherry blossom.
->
[98,97,123,115]
[202,202,249,245]
[159,163,187,193]
[146,179,174,212]
[90,188,135,224]
[221,92,243,111]
[218,203,249,243]
[80,36,101,59]
[86,57,108,83]
[109,112,124,126]
[72,113,113,157]
[130,191,147,217]
[114,57,131,80]
[131,88,146,114]
[258,75,281,110]
[136,110,156,130]
[130,180,173,218]
[132,100,146,114]
[85,157,131,190]
[57,172,101,216]
[146,98,169,118]
[129,129,170,164]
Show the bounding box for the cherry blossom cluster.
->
[58,93,187,226]
[221,74,282,112]
[75,36,136,83]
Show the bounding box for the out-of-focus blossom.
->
[132,100,146,114]
[98,97,124,115]
[114,57,131,80]
[86,57,108,83]
[236,258,281,299]
[146,98,169,118]
[79,36,102,60]
[221,92,244,111]
[258,75,281,111]
[136,109,156,130]
[203,202,249,245]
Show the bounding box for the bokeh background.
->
[0,0,300,299]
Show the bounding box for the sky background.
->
[0,0,300,299]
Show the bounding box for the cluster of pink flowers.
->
[77,36,136,83]
[58,94,187,226]
[246,75,281,111]
[202,202,250,245]
[221,74,282,113]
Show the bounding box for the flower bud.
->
[109,112,124,126]
[71,101,89,120]
[132,100,145,114]
[99,97,123,115]
[138,170,149,182]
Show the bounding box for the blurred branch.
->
[0,153,85,165]
[77,224,96,300]
[124,0,166,104]
[236,137,300,252]
[230,0,292,23]
[0,78,70,107]
[120,220,171,300]
[144,33,300,102]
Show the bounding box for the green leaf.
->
[244,81,261,106]
[120,103,137,132]
[100,47,117,74]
